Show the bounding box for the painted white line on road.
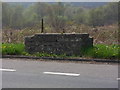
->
[0,69,16,72]
[117,78,120,80]
[43,72,80,76]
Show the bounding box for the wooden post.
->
[8,30,12,43]
[63,28,65,33]
[41,18,44,33]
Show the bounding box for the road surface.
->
[1,58,119,88]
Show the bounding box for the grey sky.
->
[1,0,119,2]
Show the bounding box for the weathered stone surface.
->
[25,33,93,56]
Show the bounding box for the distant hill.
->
[7,2,108,8]
[70,2,108,8]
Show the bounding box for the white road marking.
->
[43,72,80,76]
[0,69,16,72]
[117,78,120,80]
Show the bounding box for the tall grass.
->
[2,43,25,55]
[0,43,2,55]
[82,44,120,59]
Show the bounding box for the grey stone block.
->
[25,33,93,56]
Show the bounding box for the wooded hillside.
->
[2,2,118,31]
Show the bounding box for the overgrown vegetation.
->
[2,24,118,45]
[22,52,67,58]
[1,43,120,59]
[2,2,119,45]
[1,2,119,60]
[2,43,25,55]
[81,44,120,59]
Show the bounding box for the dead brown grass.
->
[65,24,118,45]
[2,24,118,45]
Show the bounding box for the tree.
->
[11,5,24,29]
[2,3,24,29]
[103,2,118,25]
[88,7,105,27]
[2,3,13,28]
[73,7,86,25]
[47,2,67,32]
[23,4,38,28]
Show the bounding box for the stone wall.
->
[25,33,93,56]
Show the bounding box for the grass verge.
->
[1,43,120,59]
[2,43,25,55]
[81,44,120,59]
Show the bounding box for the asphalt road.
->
[2,58,119,88]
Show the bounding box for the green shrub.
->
[2,43,25,55]
[33,52,67,58]
[82,44,120,59]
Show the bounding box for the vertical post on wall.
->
[41,18,44,33]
